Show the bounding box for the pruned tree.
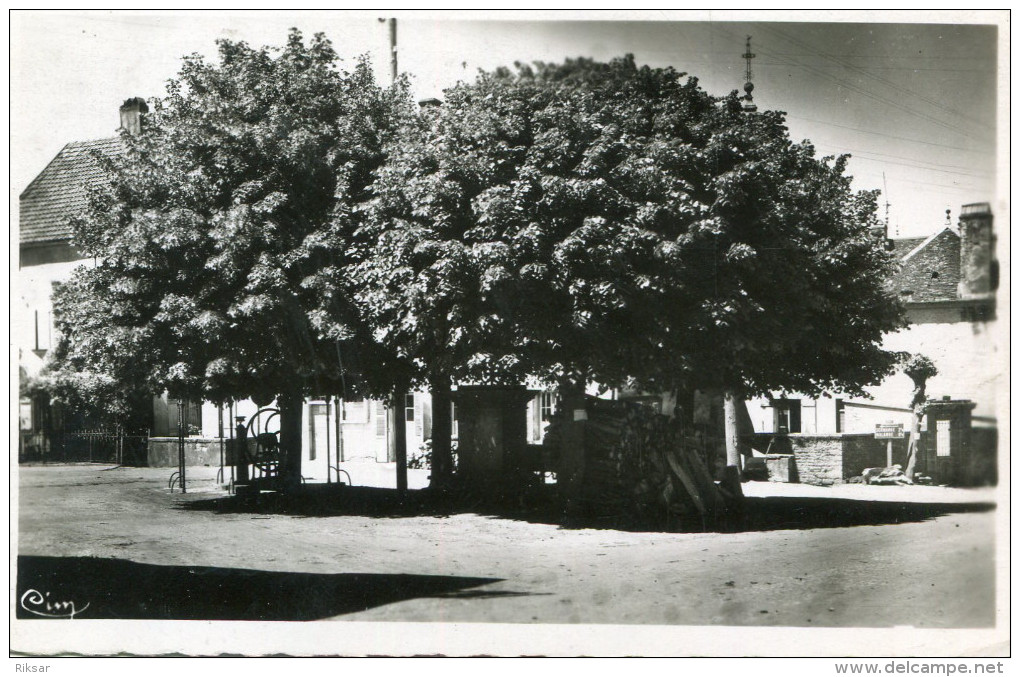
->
[902,353,938,478]
[47,30,415,487]
[358,56,906,485]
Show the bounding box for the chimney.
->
[957,202,996,298]
[119,97,148,135]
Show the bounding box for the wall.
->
[784,436,843,486]
[745,433,912,486]
[743,313,1001,436]
[745,395,841,435]
[14,257,92,363]
[874,317,1001,422]
[147,437,226,468]
[20,242,82,267]
[841,433,910,477]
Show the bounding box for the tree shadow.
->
[734,495,995,532]
[177,484,995,534]
[15,555,517,621]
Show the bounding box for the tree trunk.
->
[904,379,928,479]
[904,405,924,478]
[429,378,453,488]
[389,394,408,493]
[722,389,745,505]
[723,390,742,468]
[277,389,304,492]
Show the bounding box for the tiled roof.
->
[888,236,926,260]
[19,137,124,245]
[889,228,961,303]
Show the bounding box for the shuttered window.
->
[936,420,951,457]
[374,400,387,437]
[414,396,423,437]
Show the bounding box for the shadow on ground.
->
[15,555,517,620]
[177,484,995,534]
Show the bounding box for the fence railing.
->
[18,428,150,465]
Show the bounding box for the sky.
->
[10,10,1006,239]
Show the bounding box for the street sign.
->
[874,423,905,439]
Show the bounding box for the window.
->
[405,393,415,422]
[451,399,458,439]
[936,419,951,457]
[19,399,33,432]
[773,398,801,434]
[374,400,387,437]
[835,399,845,433]
[540,392,556,421]
[168,399,202,436]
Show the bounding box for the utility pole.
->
[378,17,407,493]
[883,172,893,237]
[379,17,397,85]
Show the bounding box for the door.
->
[308,402,329,463]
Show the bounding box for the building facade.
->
[742,203,1000,484]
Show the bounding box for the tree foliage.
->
[48,30,415,412]
[358,56,905,398]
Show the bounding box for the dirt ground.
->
[14,462,1000,635]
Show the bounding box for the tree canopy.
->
[357,56,905,399]
[47,46,906,435]
[48,29,415,414]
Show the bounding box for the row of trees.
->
[45,30,906,488]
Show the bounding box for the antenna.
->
[882,172,893,236]
[741,36,757,112]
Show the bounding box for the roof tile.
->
[19,137,124,245]
[889,229,961,303]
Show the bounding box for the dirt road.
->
[15,464,998,632]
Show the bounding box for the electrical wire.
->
[764,24,990,130]
[726,25,994,144]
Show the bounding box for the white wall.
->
[872,318,1001,422]
[744,315,1001,435]
[15,259,89,365]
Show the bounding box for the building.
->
[742,203,1000,485]
[17,97,552,478]
[17,100,159,460]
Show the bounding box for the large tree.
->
[358,56,905,481]
[48,30,415,486]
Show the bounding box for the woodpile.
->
[552,399,730,526]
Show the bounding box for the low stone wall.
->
[785,436,843,486]
[147,437,229,468]
[744,433,914,486]
[841,433,911,478]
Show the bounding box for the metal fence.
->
[18,428,150,465]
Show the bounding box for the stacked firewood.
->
[562,399,728,524]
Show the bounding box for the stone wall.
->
[743,433,916,486]
[841,433,910,478]
[147,437,228,468]
[785,436,843,486]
